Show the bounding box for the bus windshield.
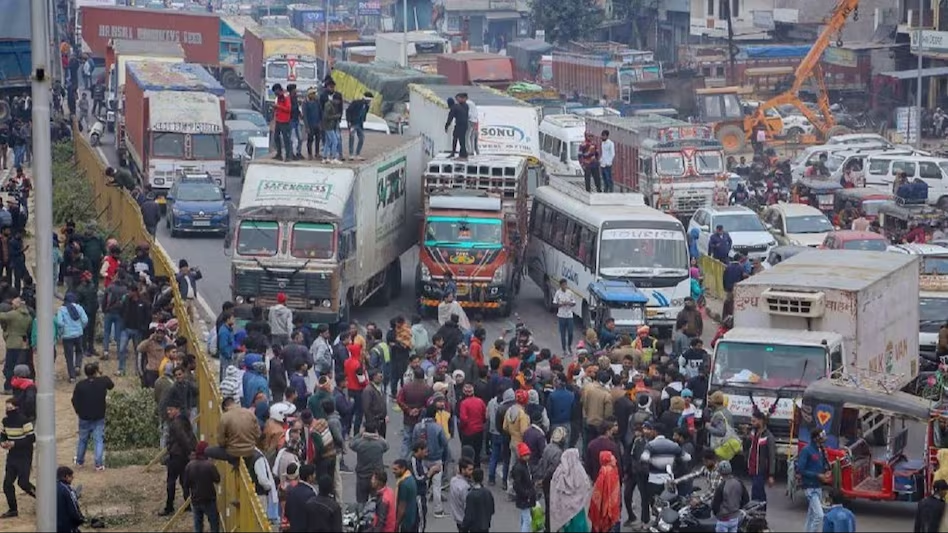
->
[425,217,503,248]
[237,221,279,257]
[598,228,688,275]
[712,341,825,388]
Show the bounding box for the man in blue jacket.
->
[217,313,236,382]
[707,224,732,262]
[796,427,831,533]
[823,488,856,532]
[303,89,322,160]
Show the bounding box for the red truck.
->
[436,53,514,88]
[552,42,664,102]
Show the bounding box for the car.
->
[225,108,268,129]
[762,245,812,269]
[240,136,271,182]
[760,203,834,247]
[688,206,777,261]
[789,142,895,181]
[226,120,270,176]
[818,230,888,251]
[165,174,231,237]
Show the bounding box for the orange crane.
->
[746,0,860,142]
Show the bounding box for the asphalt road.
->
[90,88,918,532]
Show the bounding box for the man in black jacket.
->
[284,464,318,532]
[461,468,495,532]
[511,443,536,529]
[161,403,196,516]
[916,479,948,533]
[119,286,151,377]
[444,95,469,158]
[0,396,34,518]
[184,441,221,533]
[287,84,303,160]
[70,363,114,470]
[435,314,464,362]
[306,475,343,532]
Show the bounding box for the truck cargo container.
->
[552,42,664,102]
[286,3,325,34]
[436,53,514,88]
[0,0,32,103]
[713,250,920,457]
[332,62,445,132]
[314,26,361,62]
[584,114,729,218]
[219,15,259,89]
[375,31,450,69]
[243,25,320,119]
[416,154,530,316]
[408,84,540,159]
[123,62,226,196]
[230,134,423,326]
[507,39,554,83]
[106,40,185,134]
[79,6,244,89]
[885,243,948,368]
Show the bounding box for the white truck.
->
[229,134,422,326]
[712,250,920,456]
[886,243,948,368]
[375,31,451,68]
[408,84,541,160]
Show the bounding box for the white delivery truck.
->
[886,243,948,369]
[712,250,920,457]
[229,134,423,326]
[408,84,541,160]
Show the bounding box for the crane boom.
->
[747,0,860,140]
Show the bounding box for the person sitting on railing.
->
[205,396,261,467]
[104,166,135,192]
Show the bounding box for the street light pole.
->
[30,0,57,529]
[916,0,924,149]
[402,0,409,67]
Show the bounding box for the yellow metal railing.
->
[73,134,271,532]
[697,254,727,300]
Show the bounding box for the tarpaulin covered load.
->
[126,62,225,96]
[739,45,812,59]
[331,61,446,115]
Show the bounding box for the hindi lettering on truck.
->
[243,25,320,120]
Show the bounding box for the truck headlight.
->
[235,296,245,304]
[321,299,331,308]
[420,264,431,282]
[630,307,644,323]
[491,265,507,284]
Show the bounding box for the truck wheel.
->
[375,270,392,306]
[340,292,352,326]
[938,196,948,210]
[824,125,852,141]
[512,269,523,296]
[785,127,804,142]
[221,70,241,90]
[717,125,746,154]
[390,260,403,299]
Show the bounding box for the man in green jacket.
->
[74,272,99,357]
[0,298,33,393]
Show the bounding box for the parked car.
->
[226,120,270,176]
[225,107,268,128]
[165,174,231,237]
[240,136,271,182]
[762,244,812,269]
[760,202,834,247]
[818,230,888,251]
[688,205,777,261]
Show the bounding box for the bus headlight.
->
[321,300,332,308]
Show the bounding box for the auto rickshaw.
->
[877,201,944,242]
[791,378,935,503]
[586,280,649,337]
[793,177,841,216]
[833,188,895,222]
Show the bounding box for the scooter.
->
[342,500,376,533]
[649,467,768,533]
[89,116,104,147]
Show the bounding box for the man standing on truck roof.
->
[345,92,372,161]
[287,84,303,161]
[463,93,479,156]
[303,89,322,160]
[272,84,293,163]
[445,96,469,160]
[600,130,615,193]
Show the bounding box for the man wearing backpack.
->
[345,92,372,160]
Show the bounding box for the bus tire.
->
[543,282,555,314]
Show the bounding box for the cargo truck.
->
[228,134,423,326]
[408,84,541,159]
[551,42,664,102]
[375,31,451,69]
[79,6,245,89]
[0,0,31,112]
[711,250,920,458]
[286,3,325,34]
[885,243,948,370]
[584,115,729,218]
[507,39,554,83]
[416,154,530,317]
[243,25,320,119]
[436,53,515,88]
[123,62,227,198]
[219,15,259,89]
[106,40,185,134]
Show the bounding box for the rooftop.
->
[251,133,415,168]
[248,25,310,40]
[739,250,918,292]
[722,327,843,347]
[411,84,533,107]
[127,62,225,96]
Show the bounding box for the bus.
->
[526,176,691,334]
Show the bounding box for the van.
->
[825,148,914,186]
[538,114,586,176]
[864,154,948,207]
[789,142,893,180]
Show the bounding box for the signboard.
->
[823,47,857,68]
[376,157,407,243]
[911,30,948,54]
[77,0,117,6]
[724,394,797,420]
[896,106,920,144]
[357,0,381,15]
[151,122,222,134]
[600,229,686,241]
[657,125,713,142]
[255,179,333,204]
[752,10,775,30]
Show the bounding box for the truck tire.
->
[221,70,241,90]
[824,125,852,141]
[717,125,746,154]
[390,260,403,299]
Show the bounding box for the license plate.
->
[647,309,658,317]
[156,197,166,205]
[192,221,211,227]
[456,284,470,296]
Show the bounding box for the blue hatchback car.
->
[165,175,231,237]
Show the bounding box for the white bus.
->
[526,176,691,334]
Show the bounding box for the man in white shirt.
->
[553,278,576,354]
[465,97,479,155]
[600,129,615,193]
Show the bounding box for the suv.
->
[760,203,834,247]
[688,206,776,261]
[165,174,231,237]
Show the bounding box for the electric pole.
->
[723,0,736,85]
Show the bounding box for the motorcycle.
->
[342,500,376,533]
[650,468,768,533]
[89,116,104,147]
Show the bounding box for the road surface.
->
[90,88,918,533]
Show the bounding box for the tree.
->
[611,0,655,49]
[529,0,603,45]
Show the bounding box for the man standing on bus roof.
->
[553,279,576,355]
[579,132,602,193]
[600,130,615,193]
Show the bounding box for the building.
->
[433,0,531,50]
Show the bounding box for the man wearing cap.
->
[711,460,748,533]
[184,441,221,533]
[271,83,293,162]
[175,259,202,323]
[269,293,293,348]
[510,443,536,532]
[303,88,322,160]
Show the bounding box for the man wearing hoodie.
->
[1,396,35,518]
[503,389,530,495]
[56,292,89,383]
[0,297,32,392]
[242,360,270,409]
[9,366,34,423]
[272,83,292,162]
[344,343,367,437]
[268,293,293,348]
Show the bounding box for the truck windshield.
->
[598,228,688,274]
[920,297,948,332]
[153,132,186,158]
[695,151,724,174]
[295,64,317,80]
[267,63,289,78]
[712,341,825,388]
[655,153,685,176]
[237,221,279,257]
[921,256,948,275]
[291,222,334,259]
[192,134,223,160]
[425,217,502,248]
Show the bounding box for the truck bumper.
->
[234,302,341,327]
[418,281,509,310]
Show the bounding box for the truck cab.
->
[887,243,948,368]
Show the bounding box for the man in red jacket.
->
[271,83,292,162]
[344,343,367,436]
[458,383,487,464]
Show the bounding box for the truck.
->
[0,0,31,110]
[106,40,185,134]
[584,115,729,218]
[79,6,245,89]
[416,154,530,317]
[229,134,423,326]
[408,84,541,159]
[712,250,920,457]
[243,25,320,119]
[885,243,948,369]
[286,3,325,34]
[123,62,227,197]
[507,39,554,84]
[551,42,664,103]
[375,31,451,70]
[219,16,259,89]
[436,53,515,88]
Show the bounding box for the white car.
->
[760,203,834,247]
[688,206,777,261]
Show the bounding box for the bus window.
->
[552,212,568,248]
[565,219,579,256]
[531,202,545,237]
[541,205,554,241]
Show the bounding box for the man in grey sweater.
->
[350,419,388,504]
[711,460,749,533]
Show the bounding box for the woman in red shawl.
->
[589,450,621,532]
